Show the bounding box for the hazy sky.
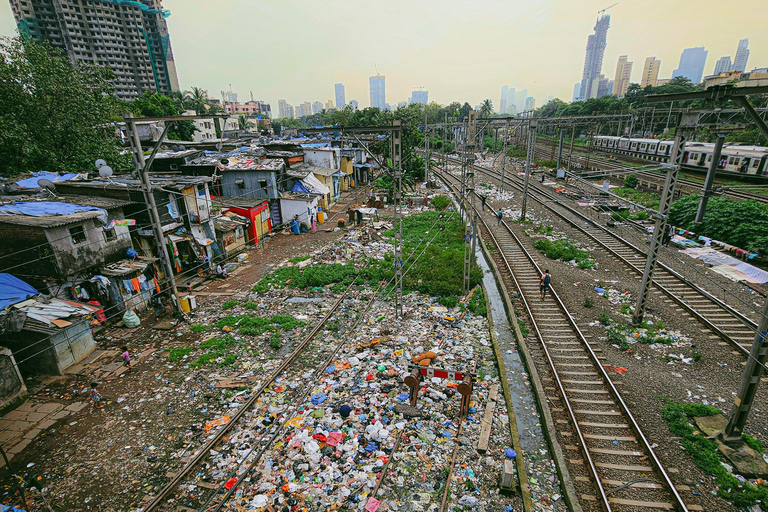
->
[1,0,766,111]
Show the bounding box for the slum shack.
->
[213,212,251,259]
[213,197,272,245]
[99,257,163,315]
[0,275,99,377]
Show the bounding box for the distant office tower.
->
[499,86,509,114]
[733,38,750,73]
[411,90,428,104]
[515,89,527,111]
[369,75,386,109]
[507,87,516,111]
[640,57,661,87]
[334,83,346,108]
[278,99,288,118]
[612,55,633,97]
[578,13,611,100]
[524,97,535,111]
[596,77,612,98]
[572,82,582,102]
[10,0,180,100]
[672,47,708,83]
[349,100,359,110]
[714,56,733,75]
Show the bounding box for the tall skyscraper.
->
[524,97,536,111]
[640,57,661,87]
[672,47,708,84]
[278,99,289,118]
[411,90,428,104]
[334,83,346,108]
[515,89,527,112]
[572,82,582,102]
[713,56,733,75]
[733,38,750,73]
[369,75,386,109]
[507,87,516,111]
[10,0,179,100]
[578,13,611,100]
[499,86,509,114]
[612,55,633,97]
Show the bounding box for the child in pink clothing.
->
[121,346,133,372]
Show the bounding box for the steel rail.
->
[441,170,689,511]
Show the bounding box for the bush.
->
[533,238,593,268]
[431,195,451,211]
[623,173,638,189]
[269,333,282,349]
[583,297,594,308]
[467,288,487,317]
[190,323,210,333]
[599,310,611,326]
[438,296,458,308]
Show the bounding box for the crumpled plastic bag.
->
[122,310,140,328]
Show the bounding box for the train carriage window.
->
[640,143,647,151]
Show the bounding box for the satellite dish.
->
[130,170,139,179]
[172,145,179,151]
[178,145,186,151]
[37,179,57,197]
[94,159,107,169]
[220,158,229,166]
[99,165,113,178]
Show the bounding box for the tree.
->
[480,99,493,118]
[238,114,254,131]
[185,87,208,115]
[130,90,196,141]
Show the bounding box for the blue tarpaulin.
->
[291,181,311,194]
[0,201,103,217]
[15,171,77,189]
[301,142,330,148]
[0,273,39,310]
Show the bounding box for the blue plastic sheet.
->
[0,273,39,309]
[0,201,102,217]
[14,171,77,188]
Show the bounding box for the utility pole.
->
[392,120,403,317]
[722,298,768,441]
[463,110,477,295]
[632,112,698,324]
[567,125,576,172]
[124,113,182,315]
[556,128,565,170]
[520,119,536,222]
[695,133,726,223]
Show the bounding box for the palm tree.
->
[238,114,254,132]
[480,99,493,118]
[185,87,209,115]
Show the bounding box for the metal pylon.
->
[463,110,477,295]
[392,120,403,316]
[520,119,536,222]
[632,112,699,324]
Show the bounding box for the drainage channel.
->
[476,244,568,510]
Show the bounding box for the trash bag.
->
[122,310,140,328]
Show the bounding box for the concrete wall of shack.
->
[0,347,27,411]
[44,217,132,278]
[1,319,95,377]
[220,171,278,200]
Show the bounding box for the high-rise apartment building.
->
[278,99,289,118]
[515,89,527,112]
[578,13,611,100]
[10,0,180,100]
[640,57,661,87]
[369,75,386,109]
[506,87,516,111]
[612,55,633,97]
[672,47,708,84]
[334,83,346,108]
[733,38,750,73]
[411,90,428,104]
[524,97,535,111]
[312,101,323,114]
[499,86,508,114]
[349,100,359,110]
[713,56,733,75]
[572,82,582,102]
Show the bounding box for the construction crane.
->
[374,62,380,76]
[598,2,618,16]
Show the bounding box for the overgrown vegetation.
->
[669,194,768,256]
[662,400,768,508]
[623,173,638,189]
[189,323,210,333]
[430,195,451,211]
[216,314,304,336]
[222,300,239,310]
[168,347,191,361]
[467,288,487,317]
[532,238,595,269]
[192,334,240,368]
[613,187,660,209]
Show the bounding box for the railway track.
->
[533,141,768,205]
[140,275,377,511]
[440,170,697,512]
[439,154,760,359]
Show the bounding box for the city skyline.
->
[0,0,765,112]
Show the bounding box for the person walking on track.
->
[496,209,503,225]
[540,269,551,300]
[480,194,487,211]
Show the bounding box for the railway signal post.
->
[520,119,536,222]
[695,133,727,224]
[463,110,477,295]
[392,120,404,317]
[556,127,565,171]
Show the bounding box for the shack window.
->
[259,179,268,190]
[69,225,87,244]
[103,227,117,242]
